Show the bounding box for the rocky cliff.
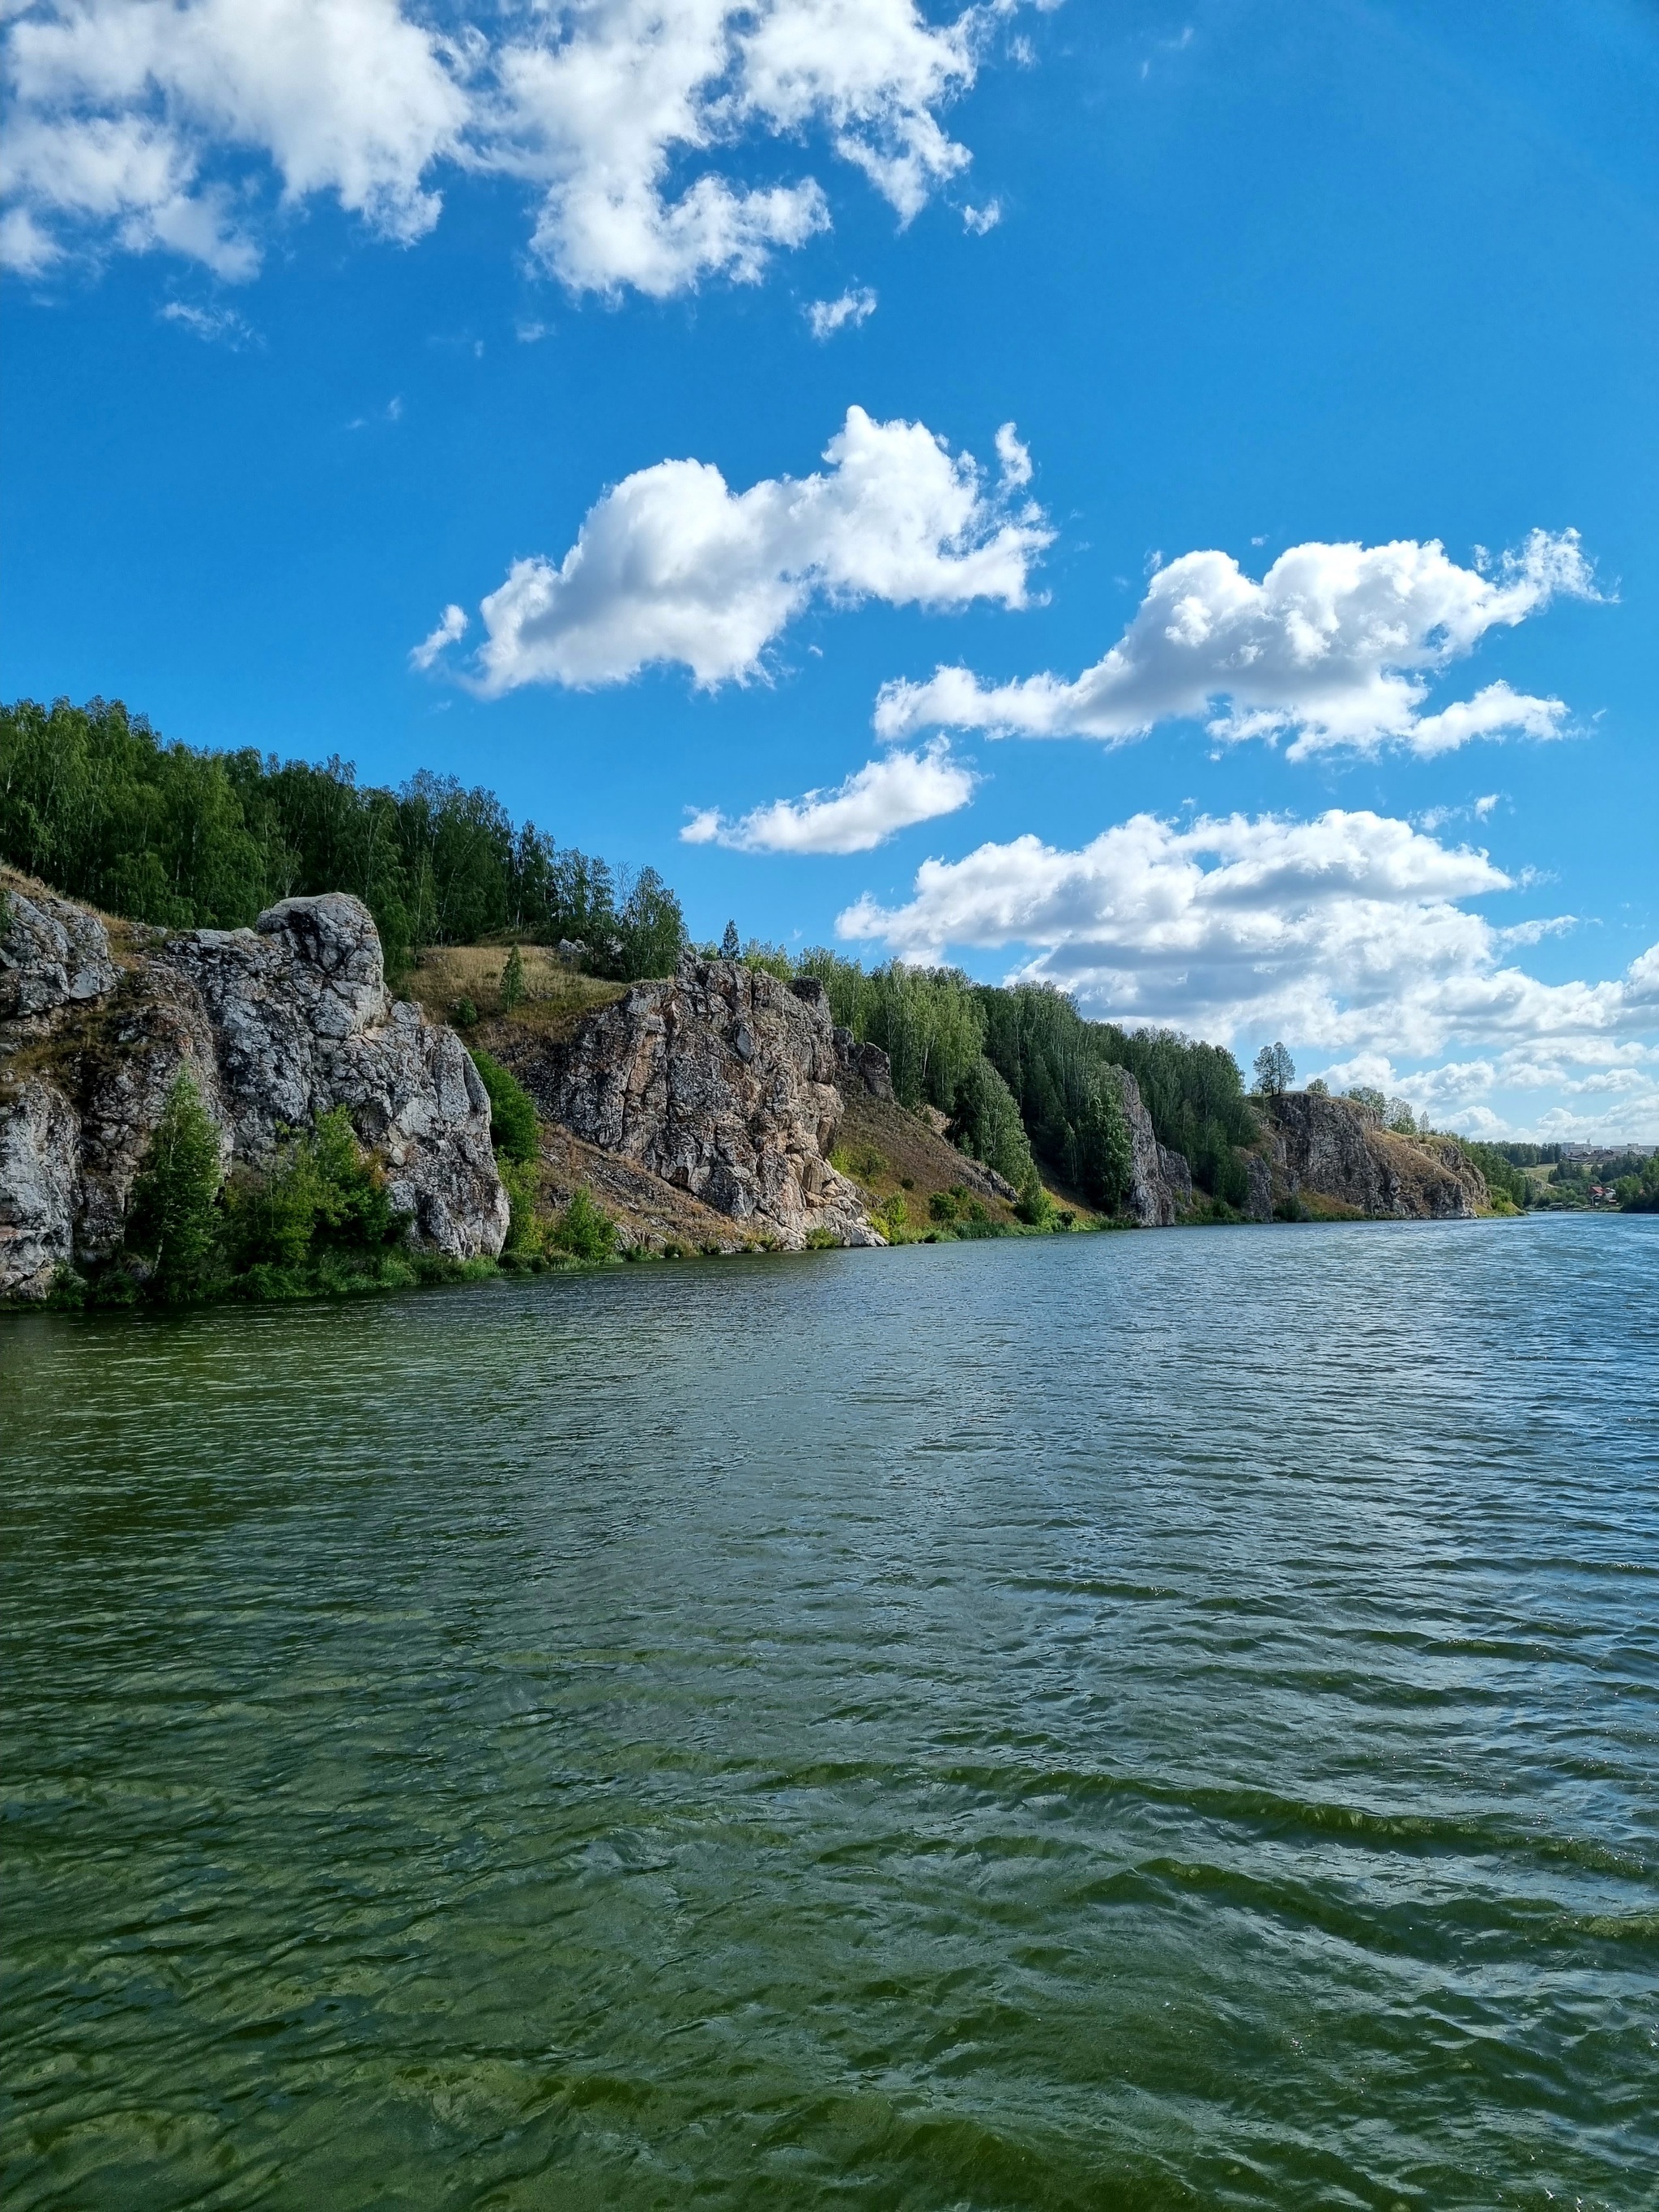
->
[505,955,884,1249]
[0,875,507,1298]
[1107,1063,1192,1226]
[1258,1093,1487,1219]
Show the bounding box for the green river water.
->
[2,1216,1656,2209]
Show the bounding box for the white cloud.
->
[874,530,1601,758]
[805,285,876,338]
[994,420,1031,488]
[463,406,1052,695]
[962,198,1000,232]
[836,805,1659,1135]
[4,0,1028,294]
[682,738,975,853]
[2,0,468,278]
[409,602,467,671]
[159,297,254,343]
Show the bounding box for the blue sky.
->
[3,0,1655,1138]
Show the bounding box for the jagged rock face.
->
[528,956,885,1249]
[1263,1093,1487,1219]
[0,881,507,1298]
[0,884,120,1024]
[1108,1065,1191,1226]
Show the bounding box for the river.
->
[2,1216,1655,2209]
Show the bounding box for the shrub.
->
[875,1191,909,1240]
[552,1186,616,1261]
[501,944,525,1011]
[1015,1169,1058,1228]
[452,995,479,1029]
[222,1107,400,1273]
[497,1154,543,1256]
[928,1189,959,1225]
[469,1048,539,1165]
[122,1071,224,1301]
[831,1139,888,1182]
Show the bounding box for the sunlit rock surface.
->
[0,878,506,1298]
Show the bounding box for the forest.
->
[0,695,684,982]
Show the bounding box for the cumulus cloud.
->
[410,601,467,671]
[805,285,876,338]
[1,0,468,279]
[837,806,1659,1133]
[462,407,1052,695]
[3,0,1027,293]
[874,530,1601,758]
[682,739,975,854]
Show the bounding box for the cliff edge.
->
[501,955,885,1250]
[0,874,508,1298]
[1258,1092,1487,1220]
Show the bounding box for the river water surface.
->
[3,1216,1656,2209]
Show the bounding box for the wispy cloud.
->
[804,286,876,339]
[410,603,467,671]
[159,300,256,346]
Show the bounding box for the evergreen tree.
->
[721,918,741,960]
[124,1072,224,1300]
[501,944,525,1011]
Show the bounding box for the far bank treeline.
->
[0,695,684,982]
[0,695,1556,1222]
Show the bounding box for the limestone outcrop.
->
[1,876,507,1298]
[1260,1092,1487,1219]
[508,954,885,1249]
[1108,1064,1192,1226]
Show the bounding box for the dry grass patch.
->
[403,944,625,1035]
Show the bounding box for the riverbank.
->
[3,867,1508,1311]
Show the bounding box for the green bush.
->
[122,1071,224,1302]
[875,1191,910,1241]
[830,1139,888,1182]
[497,1155,544,1256]
[928,1189,959,1225]
[1015,1168,1059,1228]
[552,1186,616,1261]
[469,1048,539,1165]
[221,1107,399,1272]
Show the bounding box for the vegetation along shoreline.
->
[2,698,1654,1313]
